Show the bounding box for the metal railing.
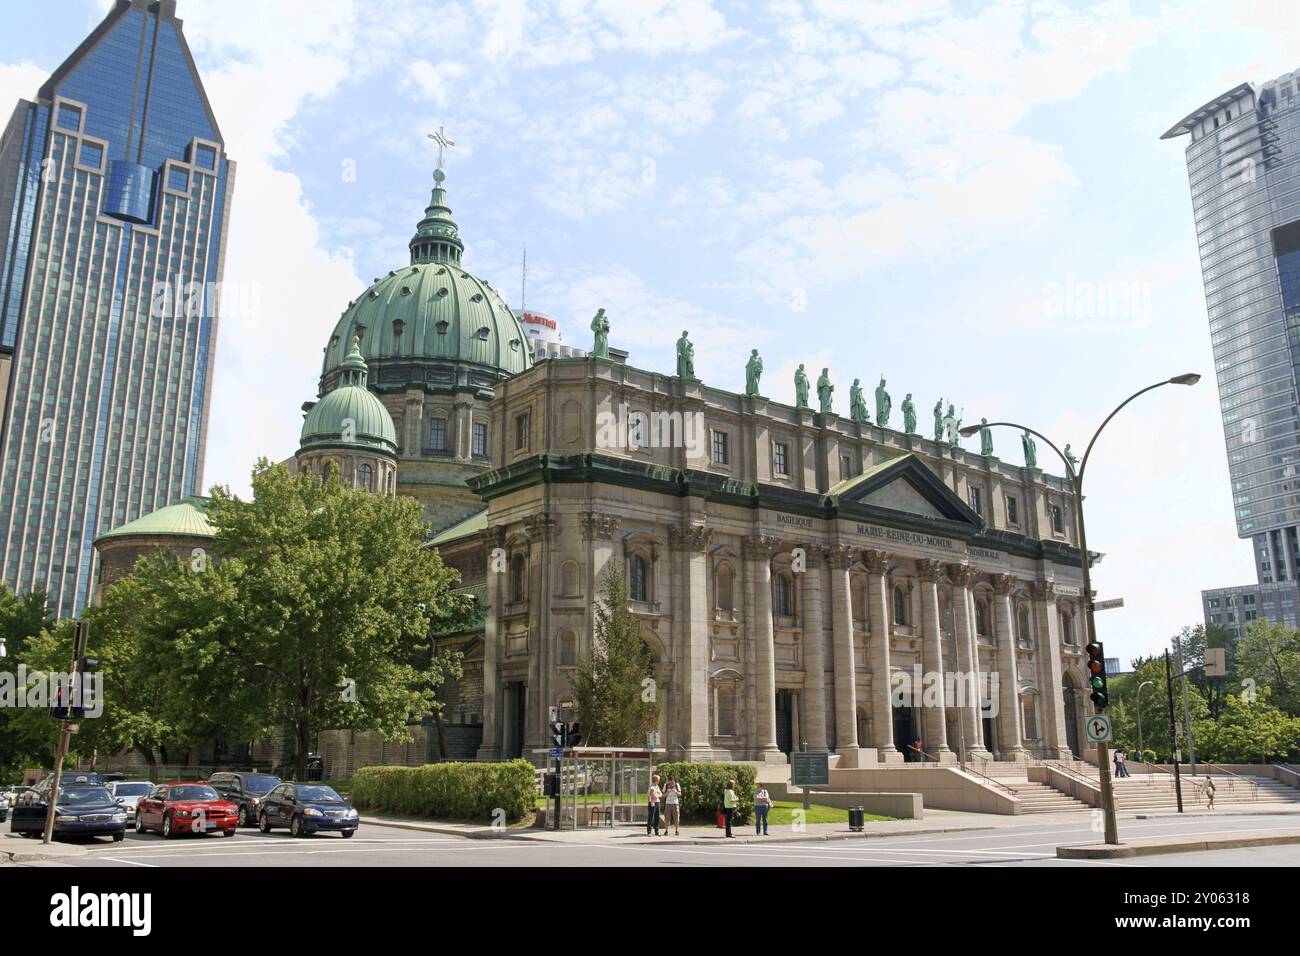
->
[907,745,1019,798]
[1197,763,1260,801]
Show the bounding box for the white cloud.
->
[0,62,48,114]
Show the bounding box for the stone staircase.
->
[1102,771,1300,811]
[972,761,1094,813]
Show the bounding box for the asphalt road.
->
[13,813,1300,867]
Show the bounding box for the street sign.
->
[1205,647,1228,677]
[1093,598,1125,611]
[791,751,830,787]
[1085,714,1113,743]
[548,747,563,757]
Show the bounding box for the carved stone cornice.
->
[861,548,890,575]
[668,522,713,552]
[523,513,557,542]
[991,573,1016,596]
[945,563,977,589]
[741,533,780,561]
[823,543,856,570]
[1030,580,1055,602]
[579,511,621,541]
[916,558,945,582]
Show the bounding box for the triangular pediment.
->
[827,454,982,527]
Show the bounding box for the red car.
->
[134,783,238,838]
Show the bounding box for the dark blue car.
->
[257,783,358,837]
[9,784,128,841]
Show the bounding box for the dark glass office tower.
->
[0,0,233,617]
[1165,69,1300,627]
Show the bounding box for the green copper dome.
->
[319,172,533,394]
[301,338,398,456]
[94,496,215,544]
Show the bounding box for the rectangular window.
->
[1005,495,1019,525]
[167,167,189,193]
[712,429,729,465]
[968,486,982,516]
[193,144,217,170]
[429,418,447,451]
[773,442,789,476]
[56,104,81,132]
[78,142,103,168]
[473,422,488,457]
[841,454,853,477]
[515,412,530,451]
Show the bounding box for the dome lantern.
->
[409,168,465,266]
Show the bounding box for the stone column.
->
[522,513,556,754]
[580,511,621,659]
[863,549,901,763]
[669,521,714,759]
[946,563,991,761]
[1033,580,1073,759]
[476,530,505,759]
[800,547,829,751]
[827,545,868,766]
[991,573,1028,760]
[744,534,783,762]
[918,559,954,760]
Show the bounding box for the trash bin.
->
[848,806,865,832]
[306,754,324,781]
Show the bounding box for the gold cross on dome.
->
[428,126,455,171]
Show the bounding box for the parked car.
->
[0,793,8,823]
[134,783,238,838]
[105,780,155,822]
[8,784,128,841]
[258,783,358,838]
[208,771,282,828]
[32,770,102,790]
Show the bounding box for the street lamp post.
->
[1136,679,1155,769]
[962,373,1199,846]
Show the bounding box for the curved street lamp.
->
[961,372,1200,845]
[1136,679,1156,771]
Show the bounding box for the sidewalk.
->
[0,832,88,864]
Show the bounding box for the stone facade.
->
[433,357,1097,766]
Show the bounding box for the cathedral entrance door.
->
[775,690,793,754]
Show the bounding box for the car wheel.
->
[342,829,355,839]
[258,811,271,834]
[290,815,304,838]
[162,814,175,839]
[112,831,125,842]
[237,805,249,827]
[223,828,236,837]
[135,814,147,834]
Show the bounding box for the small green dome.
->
[301,338,398,456]
[94,496,215,544]
[318,173,533,394]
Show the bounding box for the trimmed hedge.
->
[652,762,756,824]
[349,761,537,823]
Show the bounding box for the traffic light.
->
[550,721,567,748]
[70,656,98,719]
[1085,641,1108,711]
[566,722,581,747]
[50,680,70,721]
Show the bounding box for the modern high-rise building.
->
[0,0,233,617]
[1164,68,1300,629]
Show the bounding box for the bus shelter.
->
[547,747,662,830]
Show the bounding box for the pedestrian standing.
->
[1120,749,1131,778]
[754,783,773,835]
[1204,774,1216,810]
[647,774,663,836]
[722,779,738,838]
[1113,747,1128,778]
[663,775,682,836]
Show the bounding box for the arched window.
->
[976,599,992,638]
[1017,603,1032,648]
[357,462,374,491]
[1021,695,1039,740]
[1059,608,1075,645]
[560,561,579,597]
[510,554,527,603]
[630,553,649,602]
[558,629,576,667]
[715,562,734,611]
[893,585,908,626]
[774,571,795,617]
[1051,504,1064,535]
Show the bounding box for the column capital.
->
[668,522,713,552]
[579,511,621,541]
[861,548,890,574]
[741,533,780,560]
[991,572,1016,596]
[523,513,557,542]
[823,543,856,569]
[945,562,977,588]
[917,558,945,582]
[1030,579,1056,601]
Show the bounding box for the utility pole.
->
[1164,650,1184,813]
[1172,632,1196,774]
[42,619,88,844]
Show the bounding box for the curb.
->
[0,843,88,864]
[1057,830,1300,859]
[356,817,536,840]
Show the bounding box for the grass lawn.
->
[533,794,894,827]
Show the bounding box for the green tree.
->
[1194,691,1300,764]
[572,566,659,746]
[1236,621,1300,717]
[0,584,57,780]
[1175,623,1237,719]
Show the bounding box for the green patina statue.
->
[675,330,694,378]
[795,364,810,408]
[943,402,960,447]
[590,308,610,359]
[817,368,834,414]
[849,379,869,423]
[875,376,891,427]
[933,398,944,442]
[745,349,763,396]
[902,393,917,434]
[980,418,994,457]
[1064,443,1078,475]
[1022,430,1038,469]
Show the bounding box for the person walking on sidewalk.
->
[1204,773,1216,810]
[1113,747,1129,778]
[647,774,663,836]
[754,783,773,835]
[663,775,682,836]
[722,779,738,838]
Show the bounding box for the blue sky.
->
[4,0,1300,661]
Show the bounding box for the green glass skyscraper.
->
[0,0,233,617]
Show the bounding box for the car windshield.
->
[169,786,220,801]
[58,787,113,807]
[296,786,343,803]
[114,783,151,796]
[241,775,280,794]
